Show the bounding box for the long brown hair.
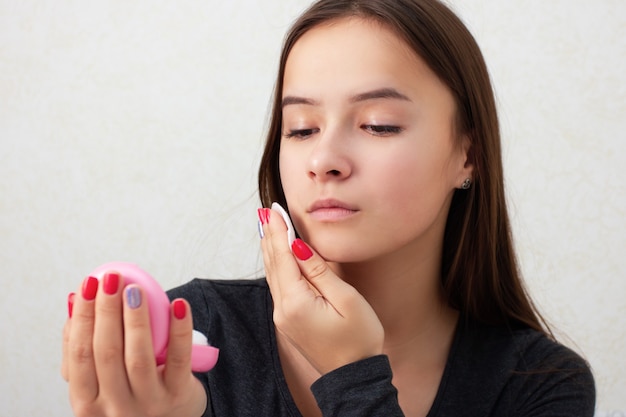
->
[258,0,549,335]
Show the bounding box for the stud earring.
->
[461,178,472,189]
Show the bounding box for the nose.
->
[307,131,352,182]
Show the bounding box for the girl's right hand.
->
[61,272,207,417]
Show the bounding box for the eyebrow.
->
[281,96,319,108]
[281,87,411,109]
[350,87,411,103]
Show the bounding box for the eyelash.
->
[283,125,403,139]
[283,128,319,139]
[362,124,403,136]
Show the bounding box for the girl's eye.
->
[362,124,403,136]
[283,128,319,139]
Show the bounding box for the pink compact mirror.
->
[89,262,219,372]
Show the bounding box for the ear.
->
[455,134,474,188]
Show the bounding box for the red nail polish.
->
[67,292,75,318]
[257,208,264,224]
[173,299,186,319]
[103,272,120,295]
[258,208,270,225]
[257,208,267,225]
[82,276,99,301]
[292,239,313,261]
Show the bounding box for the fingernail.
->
[67,292,75,318]
[257,220,264,239]
[82,276,99,300]
[126,286,142,309]
[103,272,120,295]
[173,299,186,319]
[257,208,266,225]
[257,208,271,225]
[292,238,313,261]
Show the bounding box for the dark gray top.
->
[167,278,595,417]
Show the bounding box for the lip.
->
[307,198,359,222]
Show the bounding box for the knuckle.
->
[94,345,122,366]
[306,261,327,281]
[169,321,191,339]
[167,336,192,365]
[126,355,154,374]
[73,308,95,322]
[167,352,190,368]
[70,342,93,364]
[95,299,120,316]
[126,315,151,332]
[274,250,294,267]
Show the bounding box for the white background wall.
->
[1,1,624,415]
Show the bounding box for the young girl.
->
[62,0,595,416]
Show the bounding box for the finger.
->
[266,207,290,252]
[61,292,75,381]
[92,271,132,399]
[123,284,160,400]
[291,238,357,310]
[290,239,384,371]
[163,299,193,393]
[259,208,285,298]
[265,207,310,300]
[258,208,273,286]
[68,276,100,404]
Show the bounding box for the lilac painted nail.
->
[126,286,142,309]
[258,219,264,239]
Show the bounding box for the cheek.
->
[373,148,453,222]
[373,148,433,195]
[278,148,302,198]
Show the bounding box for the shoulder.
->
[505,327,595,416]
[442,318,595,416]
[453,318,592,369]
[512,326,591,374]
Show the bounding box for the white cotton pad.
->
[271,202,296,251]
[192,329,209,345]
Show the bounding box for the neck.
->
[330,236,458,360]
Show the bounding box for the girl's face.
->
[279,18,472,264]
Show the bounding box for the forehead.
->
[282,17,450,105]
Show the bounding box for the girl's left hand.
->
[259,207,384,375]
